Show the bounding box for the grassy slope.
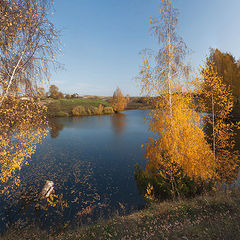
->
[3,190,240,240]
[42,97,152,117]
[58,99,111,113]
[42,98,112,116]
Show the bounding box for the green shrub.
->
[134,164,213,201]
[55,111,69,117]
[72,105,87,116]
[103,107,114,114]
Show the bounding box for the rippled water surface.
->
[1,110,153,231]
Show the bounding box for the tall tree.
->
[197,61,239,182]
[49,84,59,99]
[0,0,59,190]
[139,0,213,197]
[0,0,60,104]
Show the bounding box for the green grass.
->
[3,189,240,239]
[42,98,111,117]
[59,99,111,107]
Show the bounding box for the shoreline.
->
[2,189,240,239]
[42,97,152,118]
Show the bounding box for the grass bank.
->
[42,98,112,117]
[42,97,152,117]
[3,189,240,239]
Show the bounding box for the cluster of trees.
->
[48,85,64,99]
[38,85,81,99]
[207,48,240,115]
[136,0,239,200]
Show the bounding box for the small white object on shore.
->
[41,180,54,198]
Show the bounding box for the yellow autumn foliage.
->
[0,96,48,192]
[197,61,240,183]
[112,87,127,112]
[144,91,214,181]
[139,0,217,196]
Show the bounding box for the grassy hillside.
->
[42,97,152,117]
[42,98,112,117]
[3,189,240,239]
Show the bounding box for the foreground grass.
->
[3,189,240,240]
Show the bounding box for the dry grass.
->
[72,105,87,116]
[104,107,114,114]
[2,189,240,239]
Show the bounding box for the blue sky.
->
[50,0,240,96]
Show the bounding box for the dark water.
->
[1,109,239,233]
[0,110,153,232]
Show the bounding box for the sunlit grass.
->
[59,99,111,107]
[2,189,240,239]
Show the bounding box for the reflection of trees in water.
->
[48,118,64,138]
[111,113,126,135]
[0,103,106,232]
[0,98,50,232]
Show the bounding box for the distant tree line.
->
[39,85,83,99]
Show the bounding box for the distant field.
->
[59,98,111,107]
[41,98,112,117]
[41,97,151,117]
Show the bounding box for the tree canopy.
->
[112,87,127,112]
[208,48,240,114]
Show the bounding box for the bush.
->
[92,107,100,115]
[91,104,104,115]
[103,107,114,114]
[87,108,92,115]
[98,104,104,114]
[65,94,71,99]
[56,111,69,117]
[72,106,87,116]
[134,164,213,201]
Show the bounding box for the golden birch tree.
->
[0,97,48,193]
[197,61,239,183]
[0,0,60,102]
[112,87,127,112]
[139,0,214,197]
[0,0,59,191]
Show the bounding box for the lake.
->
[1,109,239,233]
[0,110,153,232]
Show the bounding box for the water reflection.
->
[2,109,238,234]
[48,118,64,138]
[111,113,126,135]
[0,110,149,233]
